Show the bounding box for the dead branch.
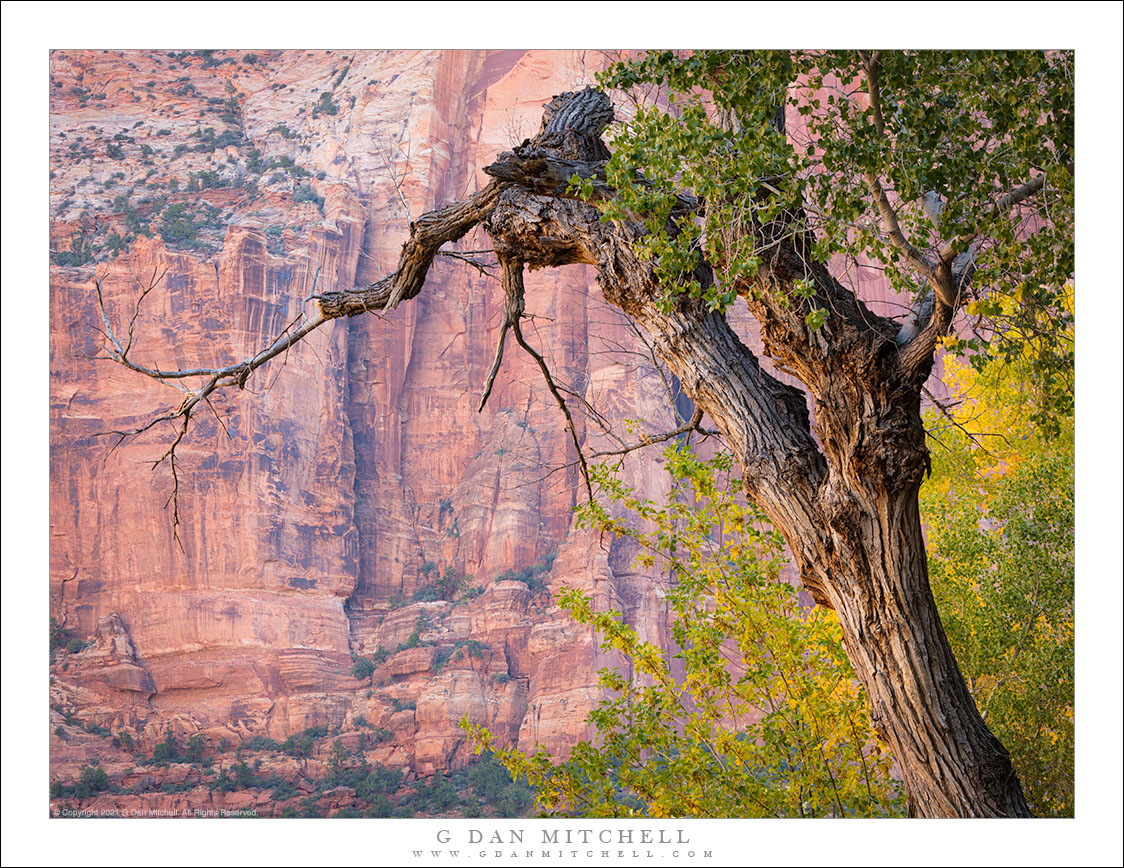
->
[95,87,768,538]
[590,407,717,459]
[499,257,593,500]
[92,266,328,546]
[478,255,526,412]
[922,384,1010,456]
[316,181,502,316]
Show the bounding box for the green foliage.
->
[466,448,903,818]
[156,201,224,251]
[183,734,206,764]
[356,764,403,801]
[292,184,324,209]
[463,751,536,817]
[496,551,558,592]
[241,734,280,752]
[84,721,112,737]
[150,730,180,764]
[159,202,200,245]
[325,739,370,789]
[350,655,375,681]
[413,564,472,601]
[50,230,95,267]
[404,776,461,813]
[432,646,453,672]
[73,765,110,798]
[437,566,465,599]
[282,795,325,818]
[314,91,340,117]
[595,50,1073,410]
[189,169,231,190]
[49,618,69,651]
[921,352,1074,816]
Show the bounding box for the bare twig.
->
[92,267,330,546]
[499,257,593,501]
[478,256,525,412]
[590,407,717,459]
[436,249,500,281]
[922,384,1010,455]
[377,144,414,223]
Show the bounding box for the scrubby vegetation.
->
[496,551,558,592]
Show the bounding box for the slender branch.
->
[921,384,1007,456]
[862,51,886,138]
[590,407,717,459]
[92,266,329,546]
[995,171,1053,212]
[436,249,499,281]
[501,257,593,501]
[317,181,502,316]
[858,51,948,299]
[125,266,165,355]
[937,163,1074,262]
[377,144,414,223]
[478,255,526,412]
[866,173,938,284]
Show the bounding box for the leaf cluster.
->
[922,352,1074,816]
[466,447,903,818]
[594,50,1074,373]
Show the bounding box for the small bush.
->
[74,765,110,798]
[356,764,403,801]
[351,656,375,681]
[151,731,180,764]
[49,618,69,651]
[292,184,324,210]
[241,735,279,752]
[183,734,206,764]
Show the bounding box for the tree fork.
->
[108,86,1033,817]
[478,88,1033,817]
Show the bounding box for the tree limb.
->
[500,257,593,500]
[477,253,526,412]
[317,181,503,316]
[590,407,717,459]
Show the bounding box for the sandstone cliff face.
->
[50,49,687,797]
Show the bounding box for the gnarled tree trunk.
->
[476,89,1031,817]
[139,87,1032,817]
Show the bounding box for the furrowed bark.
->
[112,86,1034,817]
[475,88,1032,817]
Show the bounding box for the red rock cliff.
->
[50,49,687,788]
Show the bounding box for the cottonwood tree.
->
[96,50,1073,817]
